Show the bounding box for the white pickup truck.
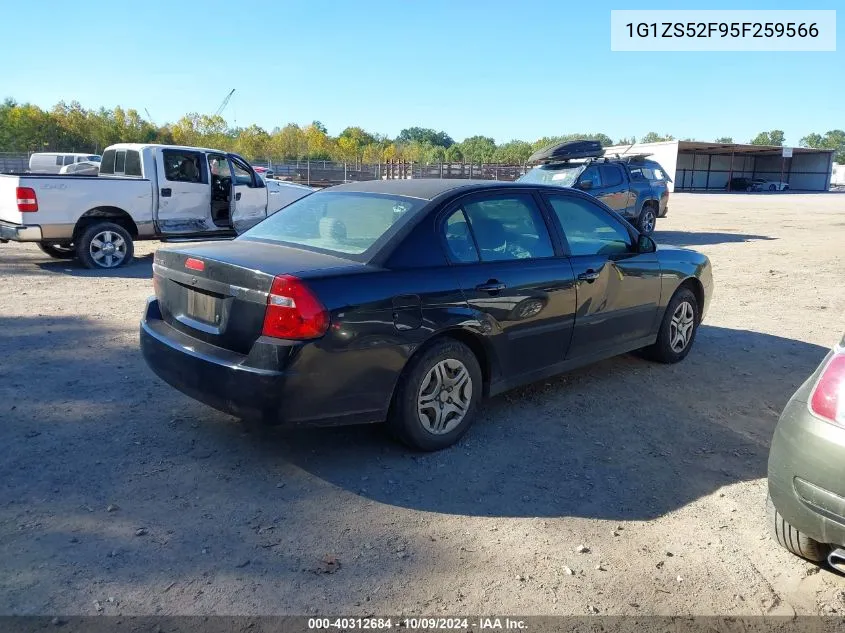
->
[0,143,315,268]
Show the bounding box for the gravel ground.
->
[1,192,844,617]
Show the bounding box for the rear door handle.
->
[577,270,600,282]
[476,281,507,293]
[160,188,171,197]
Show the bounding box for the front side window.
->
[241,191,423,258]
[231,157,259,187]
[547,195,631,257]
[461,195,554,261]
[55,156,64,166]
[162,150,203,183]
[63,155,75,166]
[579,165,602,188]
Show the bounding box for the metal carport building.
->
[601,140,835,192]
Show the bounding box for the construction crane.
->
[144,108,156,126]
[215,89,236,117]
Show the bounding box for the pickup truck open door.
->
[228,154,268,234]
[154,148,214,234]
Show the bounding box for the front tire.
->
[37,242,76,260]
[387,339,482,451]
[642,287,699,363]
[638,204,657,235]
[75,222,134,269]
[767,495,828,562]
[769,184,777,191]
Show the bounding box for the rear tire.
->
[767,494,828,562]
[642,287,699,363]
[75,222,134,269]
[387,339,482,451]
[37,242,76,259]
[637,204,657,235]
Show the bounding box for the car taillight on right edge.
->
[809,350,845,427]
[262,275,329,340]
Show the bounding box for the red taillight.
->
[16,187,38,212]
[262,275,329,340]
[185,257,205,272]
[809,352,845,426]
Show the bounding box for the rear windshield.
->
[240,191,424,258]
[518,163,585,187]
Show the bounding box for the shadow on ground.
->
[0,315,830,612]
[655,230,777,247]
[260,324,825,520]
[33,253,154,278]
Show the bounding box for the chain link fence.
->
[1,151,528,185]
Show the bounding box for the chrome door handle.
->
[577,270,600,282]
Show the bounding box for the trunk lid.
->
[152,239,365,353]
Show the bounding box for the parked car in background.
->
[752,180,790,192]
[768,333,845,573]
[29,152,101,174]
[518,140,670,235]
[59,160,100,176]
[254,166,275,179]
[141,179,712,451]
[726,177,755,192]
[0,144,313,269]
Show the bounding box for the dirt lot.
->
[1,193,844,617]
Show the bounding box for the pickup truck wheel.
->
[638,205,657,235]
[37,243,76,260]
[76,222,134,269]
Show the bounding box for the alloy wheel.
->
[89,230,127,268]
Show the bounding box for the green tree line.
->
[1,98,842,164]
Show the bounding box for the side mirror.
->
[637,234,657,254]
[577,179,593,190]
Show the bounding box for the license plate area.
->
[186,288,221,326]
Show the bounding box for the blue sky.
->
[3,0,841,145]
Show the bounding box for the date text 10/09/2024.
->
[625,22,819,39]
[307,618,528,630]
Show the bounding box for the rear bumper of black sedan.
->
[139,298,388,427]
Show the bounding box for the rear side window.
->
[63,155,75,166]
[99,150,116,175]
[124,150,142,176]
[599,164,624,187]
[162,150,203,183]
[629,167,646,181]
[443,209,479,263]
[546,195,631,257]
[461,195,554,261]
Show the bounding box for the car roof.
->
[326,179,531,201]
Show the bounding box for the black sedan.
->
[141,180,713,451]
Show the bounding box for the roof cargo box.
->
[528,140,604,164]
